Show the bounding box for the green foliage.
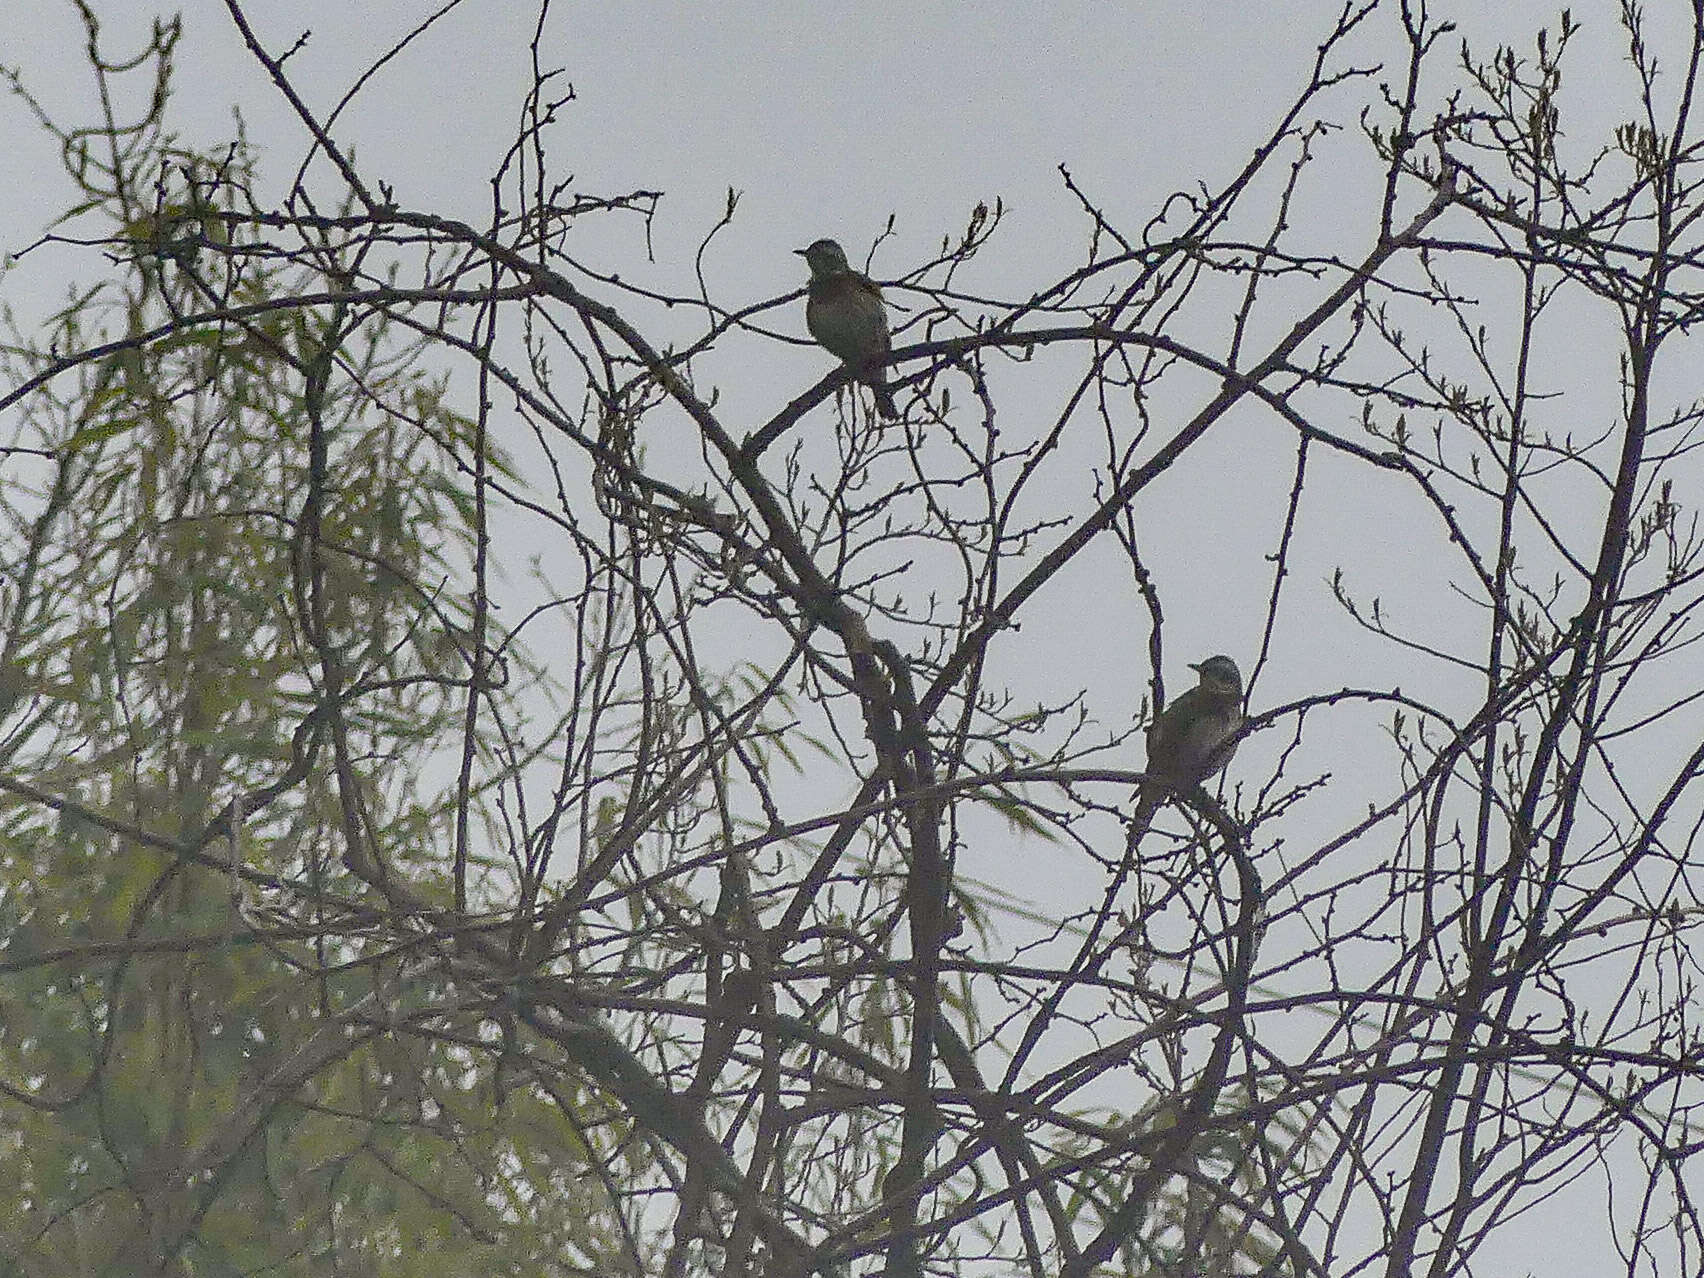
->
[0,17,616,1276]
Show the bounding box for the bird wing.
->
[1145,685,1204,784]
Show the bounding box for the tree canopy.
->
[2,5,1702,1276]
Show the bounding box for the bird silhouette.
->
[796,237,899,419]
[1128,654,1245,849]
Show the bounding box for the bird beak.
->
[1187,662,1203,673]
[793,247,809,257]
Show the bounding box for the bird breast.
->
[807,283,888,366]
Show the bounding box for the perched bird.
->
[795,238,899,419]
[1129,655,1245,847]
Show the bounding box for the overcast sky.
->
[5,5,1698,1274]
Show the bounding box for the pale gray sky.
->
[5,5,1700,1275]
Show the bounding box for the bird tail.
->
[1126,783,1162,859]
[871,380,899,420]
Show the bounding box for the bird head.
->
[1190,655,1243,698]
[795,238,851,279]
